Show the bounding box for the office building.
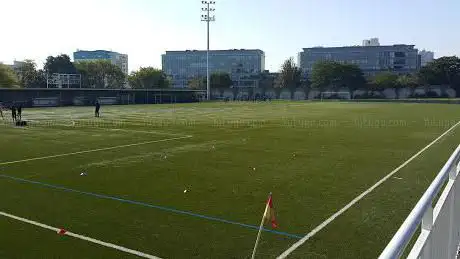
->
[73,50,129,74]
[298,44,420,76]
[7,60,26,73]
[162,49,265,88]
[419,50,434,67]
[362,38,380,47]
[5,61,27,81]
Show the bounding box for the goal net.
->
[320,91,351,101]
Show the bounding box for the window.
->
[394,52,406,58]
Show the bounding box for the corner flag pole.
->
[251,192,271,259]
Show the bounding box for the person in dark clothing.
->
[95,101,100,117]
[0,103,4,120]
[11,105,17,122]
[17,104,22,121]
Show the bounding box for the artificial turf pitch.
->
[1,101,460,259]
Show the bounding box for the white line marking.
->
[0,135,192,166]
[277,121,460,258]
[0,211,161,259]
[108,128,188,137]
[32,123,189,138]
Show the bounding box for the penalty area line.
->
[277,120,460,258]
[0,211,162,259]
[0,135,193,166]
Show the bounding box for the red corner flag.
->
[251,193,278,259]
[264,193,278,228]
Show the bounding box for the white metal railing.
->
[379,145,460,259]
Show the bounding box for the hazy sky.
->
[0,0,459,72]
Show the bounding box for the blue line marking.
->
[0,174,302,239]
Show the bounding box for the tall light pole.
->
[201,1,215,101]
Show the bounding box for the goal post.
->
[320,91,351,101]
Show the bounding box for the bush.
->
[410,91,443,98]
[354,91,384,99]
[425,91,440,98]
[440,92,450,98]
[410,93,426,98]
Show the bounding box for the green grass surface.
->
[351,98,460,101]
[1,102,460,259]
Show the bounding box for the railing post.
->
[421,206,433,258]
[421,206,433,231]
[448,162,460,258]
[449,162,458,180]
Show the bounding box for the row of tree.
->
[272,56,460,94]
[186,56,460,96]
[0,54,170,89]
[1,54,460,93]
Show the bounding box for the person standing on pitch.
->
[11,104,17,122]
[95,100,100,118]
[17,104,22,121]
[0,103,4,120]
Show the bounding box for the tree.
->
[372,72,399,90]
[100,61,126,88]
[44,54,76,75]
[310,61,336,91]
[0,64,19,88]
[205,72,232,95]
[310,60,366,91]
[34,69,47,88]
[188,76,206,90]
[397,74,418,88]
[258,71,275,97]
[418,56,460,92]
[278,57,302,98]
[76,60,126,88]
[128,67,169,89]
[17,60,46,88]
[338,63,366,91]
[273,75,283,97]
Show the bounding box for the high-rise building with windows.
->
[162,49,265,88]
[419,50,435,67]
[7,61,27,74]
[4,61,28,82]
[73,50,128,75]
[362,38,380,46]
[298,44,419,76]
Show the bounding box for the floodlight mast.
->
[201,1,215,101]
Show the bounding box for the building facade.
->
[362,38,380,47]
[298,44,420,77]
[7,61,26,73]
[162,49,265,88]
[5,61,27,82]
[419,50,434,67]
[73,50,129,75]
